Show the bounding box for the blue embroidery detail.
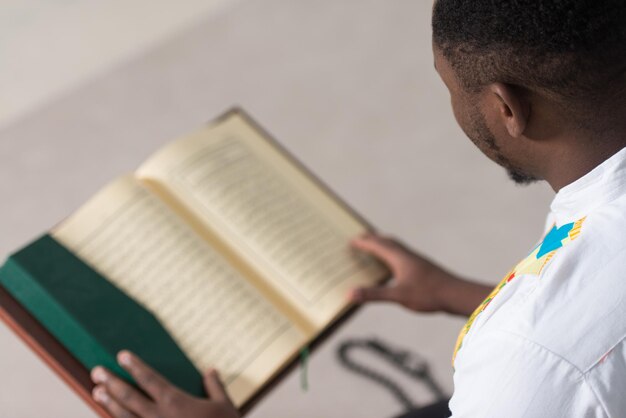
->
[536,222,574,258]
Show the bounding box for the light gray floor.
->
[0,0,234,127]
[0,1,554,417]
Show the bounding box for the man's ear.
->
[488,82,530,138]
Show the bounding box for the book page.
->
[52,176,306,407]
[137,111,388,329]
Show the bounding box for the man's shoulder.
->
[575,196,626,255]
[509,205,626,372]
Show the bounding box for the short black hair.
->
[432,0,626,128]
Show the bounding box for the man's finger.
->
[351,234,406,268]
[93,385,139,418]
[349,285,397,304]
[91,367,158,418]
[203,369,233,405]
[117,351,173,402]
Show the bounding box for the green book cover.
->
[0,234,204,397]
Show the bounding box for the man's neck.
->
[544,135,626,192]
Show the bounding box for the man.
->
[89,0,626,416]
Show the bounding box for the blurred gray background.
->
[0,1,553,417]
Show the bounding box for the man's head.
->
[432,0,626,186]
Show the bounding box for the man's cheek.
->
[452,102,477,143]
[449,96,464,128]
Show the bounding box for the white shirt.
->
[449,147,626,418]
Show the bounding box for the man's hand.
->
[350,233,492,316]
[91,351,239,418]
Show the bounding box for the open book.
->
[0,109,388,415]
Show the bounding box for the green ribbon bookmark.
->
[300,346,310,392]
